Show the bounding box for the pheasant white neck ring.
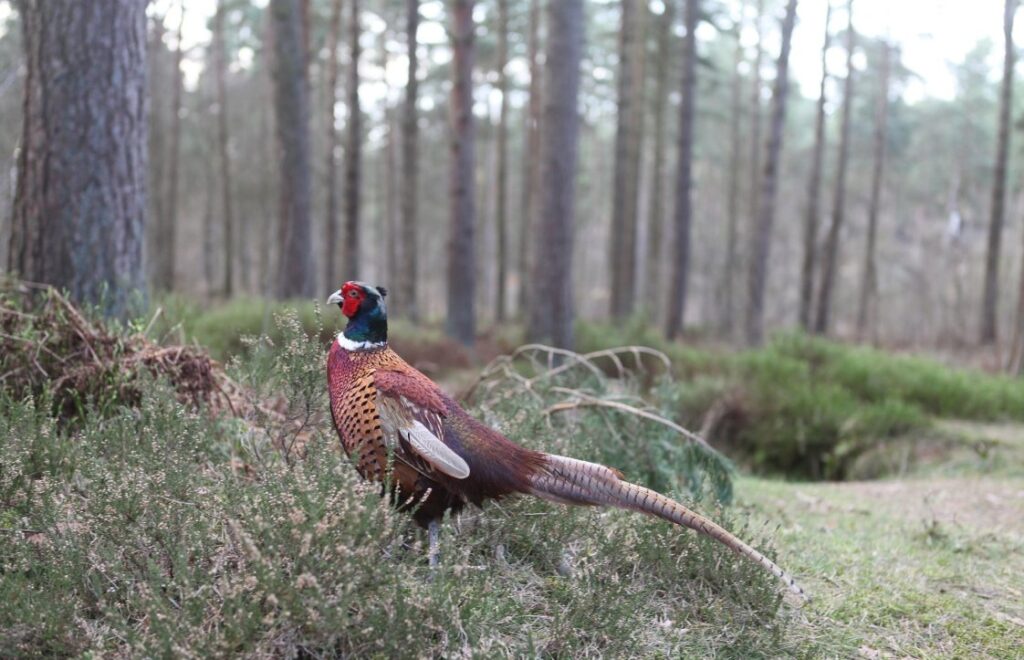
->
[337,333,386,352]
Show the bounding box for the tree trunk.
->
[798,1,831,331]
[644,1,673,316]
[747,0,765,235]
[856,41,891,341]
[814,0,855,335]
[446,0,477,345]
[214,1,236,298]
[323,0,343,290]
[162,4,185,292]
[527,0,584,350]
[8,0,148,318]
[271,0,315,299]
[147,18,167,290]
[609,0,647,318]
[399,0,420,320]
[744,0,798,346]
[518,0,541,316]
[343,0,362,281]
[664,0,698,340]
[720,20,743,334]
[981,0,1017,344]
[494,0,510,322]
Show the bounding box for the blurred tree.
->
[856,40,892,341]
[528,0,584,350]
[518,0,542,317]
[344,0,362,281]
[609,0,647,319]
[745,0,798,346]
[8,0,148,318]
[981,0,1017,344]
[399,0,420,320]
[323,0,342,290]
[214,0,236,298]
[665,0,699,341]
[815,0,855,336]
[494,0,510,323]
[645,0,673,319]
[721,17,743,334]
[447,0,477,345]
[799,1,831,331]
[747,0,764,242]
[271,0,316,298]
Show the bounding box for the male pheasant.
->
[326,281,805,597]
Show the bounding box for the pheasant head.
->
[326,281,389,349]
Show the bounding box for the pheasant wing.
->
[375,370,470,480]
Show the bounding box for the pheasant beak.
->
[326,290,343,306]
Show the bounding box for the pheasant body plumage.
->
[326,281,805,597]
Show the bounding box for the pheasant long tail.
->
[528,454,805,598]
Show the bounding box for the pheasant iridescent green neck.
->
[341,305,388,351]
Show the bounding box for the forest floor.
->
[741,420,1024,657]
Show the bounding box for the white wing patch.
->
[404,420,471,479]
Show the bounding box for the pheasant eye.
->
[348,290,359,298]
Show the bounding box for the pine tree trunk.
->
[665,0,698,340]
[8,0,148,318]
[814,0,855,335]
[528,0,583,350]
[609,0,647,318]
[494,0,510,323]
[324,0,343,290]
[214,1,235,298]
[344,0,363,281]
[148,19,167,289]
[981,0,1017,344]
[518,0,541,316]
[747,0,765,234]
[271,0,315,298]
[798,1,831,331]
[856,41,891,342]
[721,22,743,334]
[162,4,185,292]
[744,0,798,346]
[399,0,420,320]
[645,1,672,315]
[446,0,477,345]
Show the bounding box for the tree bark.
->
[981,0,1017,344]
[747,0,765,236]
[8,0,148,318]
[446,0,477,345]
[814,0,855,335]
[798,1,831,331]
[644,1,673,316]
[323,0,343,290]
[518,0,541,316]
[494,0,510,323]
[609,0,647,318]
[856,41,891,342]
[271,0,315,298]
[664,0,698,340]
[721,20,743,334]
[343,0,363,281]
[399,0,420,320]
[744,0,798,346]
[214,0,236,298]
[527,0,584,350]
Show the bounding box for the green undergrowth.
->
[0,310,799,657]
[577,320,1024,480]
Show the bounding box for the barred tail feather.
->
[529,454,806,598]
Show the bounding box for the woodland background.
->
[2,0,1024,657]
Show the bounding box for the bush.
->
[0,311,797,657]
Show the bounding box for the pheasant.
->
[326,281,805,597]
